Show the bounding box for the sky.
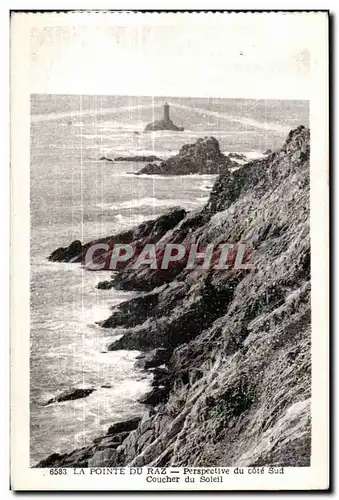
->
[26,12,320,99]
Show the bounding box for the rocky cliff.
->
[136,136,237,176]
[40,125,311,468]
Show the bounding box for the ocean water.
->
[30,95,309,464]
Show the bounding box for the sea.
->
[30,94,309,464]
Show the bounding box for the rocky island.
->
[41,126,311,468]
[144,103,184,132]
[136,136,237,175]
[99,155,163,163]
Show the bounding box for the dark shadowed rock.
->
[48,207,186,265]
[49,239,83,263]
[101,290,160,329]
[36,453,68,468]
[99,156,114,162]
[97,280,114,290]
[42,387,95,406]
[150,366,172,388]
[135,162,162,175]
[138,387,169,406]
[100,155,163,162]
[134,348,171,370]
[106,417,142,436]
[93,431,130,447]
[136,137,237,176]
[114,155,163,162]
[67,240,83,255]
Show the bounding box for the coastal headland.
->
[39,126,311,468]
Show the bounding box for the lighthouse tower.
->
[164,102,170,121]
[144,102,183,131]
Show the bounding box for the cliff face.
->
[41,126,311,468]
[137,136,237,175]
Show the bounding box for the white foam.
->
[97,197,185,210]
[195,196,209,203]
[245,151,266,160]
[133,173,217,180]
[222,150,266,163]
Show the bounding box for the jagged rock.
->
[106,417,142,436]
[36,453,68,468]
[138,386,169,406]
[92,207,187,276]
[134,163,162,175]
[49,239,83,262]
[101,291,160,329]
[35,444,99,468]
[99,156,114,162]
[97,280,114,290]
[42,387,96,406]
[108,274,242,351]
[136,137,236,176]
[151,367,172,388]
[134,348,171,370]
[100,155,162,162]
[88,448,117,467]
[114,155,162,162]
[48,208,186,265]
[93,431,130,447]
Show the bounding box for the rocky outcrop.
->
[134,348,171,370]
[35,417,142,468]
[41,388,96,406]
[106,417,142,436]
[99,156,114,162]
[136,137,237,176]
[41,125,311,468]
[48,208,187,265]
[100,155,163,162]
[115,155,162,162]
[49,239,83,263]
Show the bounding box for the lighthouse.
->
[164,102,170,121]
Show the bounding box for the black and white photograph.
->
[10,11,329,491]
